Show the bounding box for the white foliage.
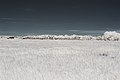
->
[0,31,120,41]
[102,31,120,41]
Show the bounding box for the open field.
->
[0,39,120,80]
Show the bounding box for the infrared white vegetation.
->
[1,31,120,41]
[0,39,120,80]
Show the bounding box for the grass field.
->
[0,39,120,80]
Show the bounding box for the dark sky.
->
[0,0,120,32]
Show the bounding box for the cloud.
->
[0,18,13,20]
